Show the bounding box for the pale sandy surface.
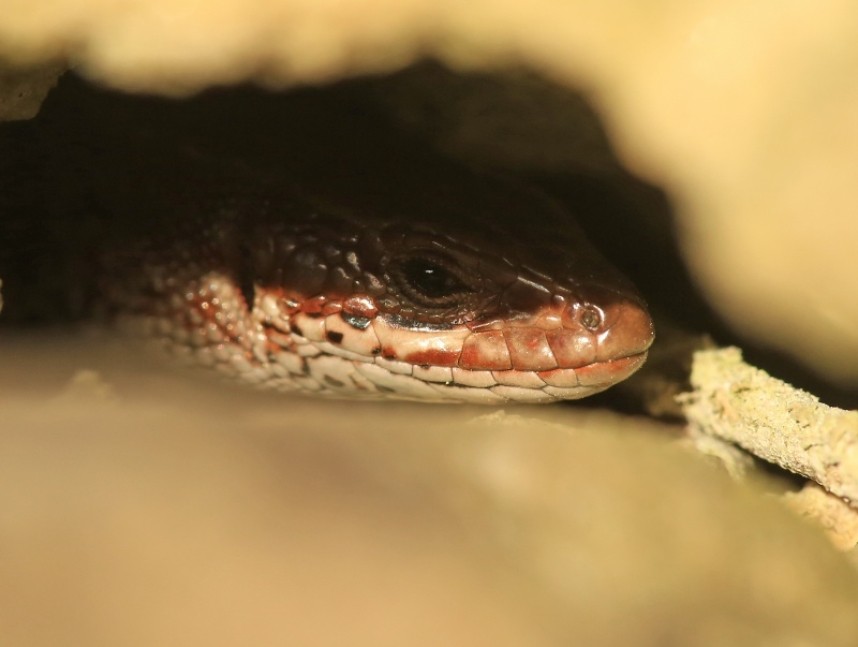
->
[1,337,858,645]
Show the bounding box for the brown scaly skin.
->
[45,78,655,402]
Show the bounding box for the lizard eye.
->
[392,255,472,306]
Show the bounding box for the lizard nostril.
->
[580,305,603,331]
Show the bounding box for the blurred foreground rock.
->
[1,338,858,646]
